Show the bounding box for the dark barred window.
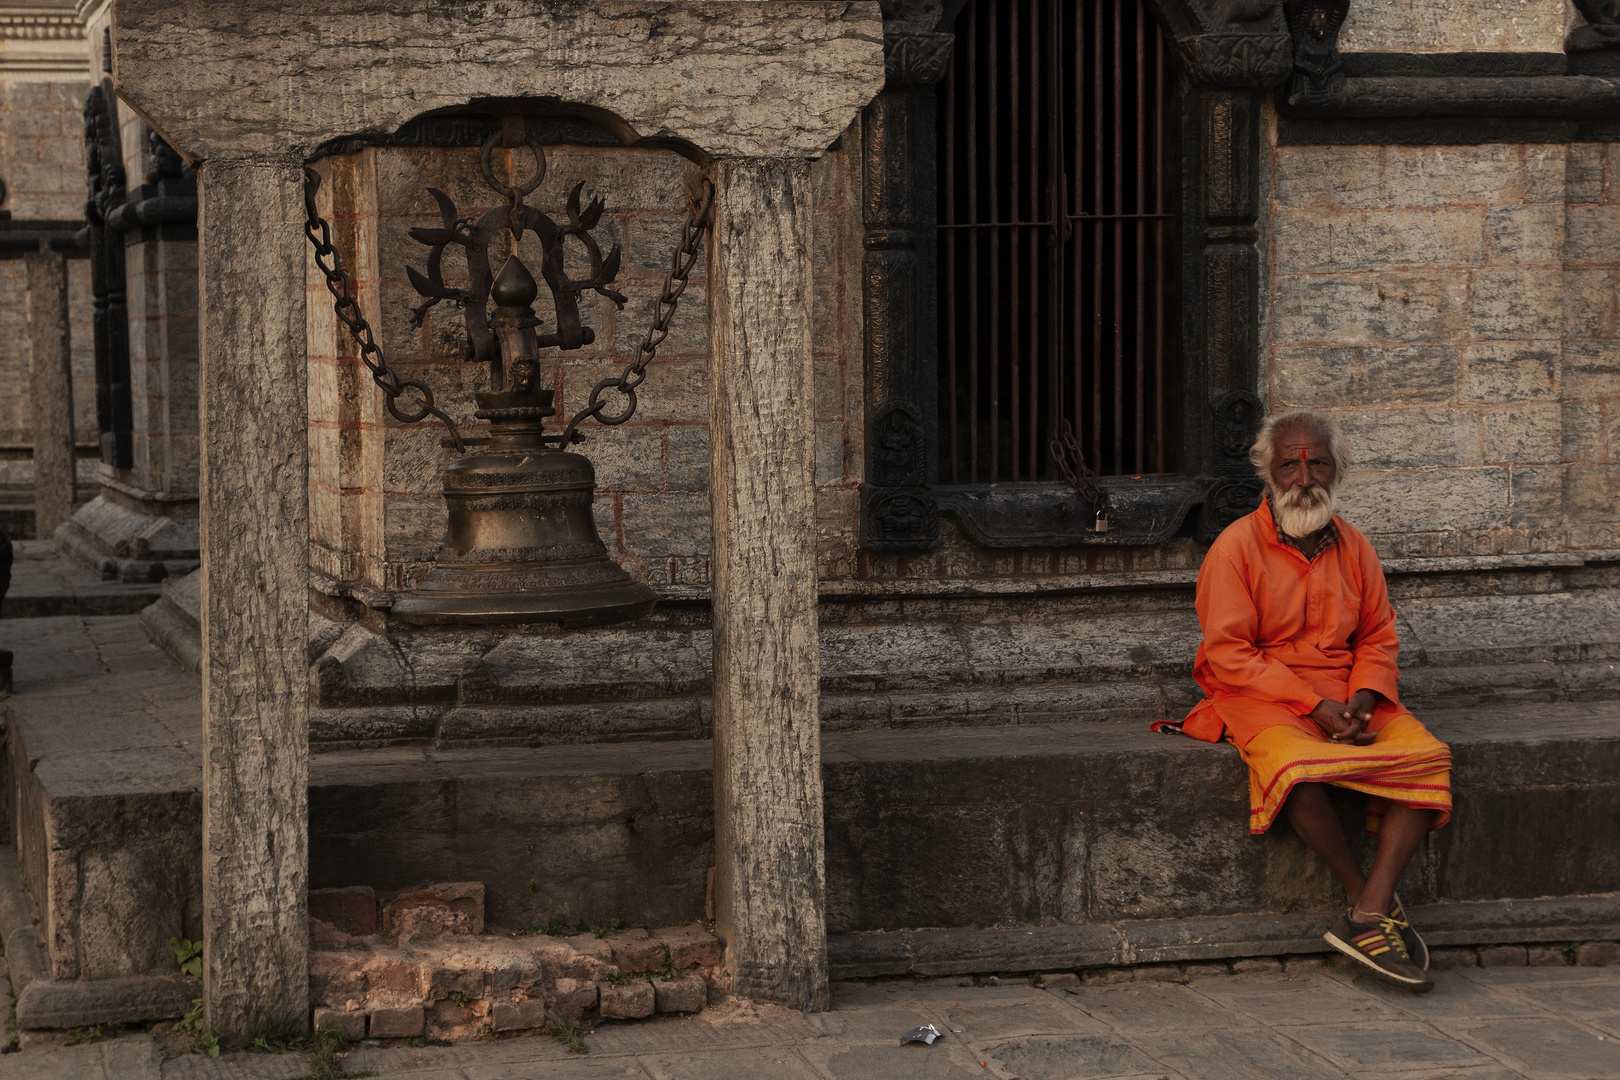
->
[937,0,1177,483]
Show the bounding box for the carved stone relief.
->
[1282,0,1349,103]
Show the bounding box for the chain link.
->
[1050,418,1110,531]
[559,178,715,444]
[301,168,466,451]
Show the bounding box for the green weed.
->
[66,1021,122,1045]
[169,937,203,978]
[171,998,218,1057]
[549,1016,589,1055]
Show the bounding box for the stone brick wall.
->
[1266,138,1620,557]
[1339,0,1574,53]
[0,77,98,521]
[308,139,862,594]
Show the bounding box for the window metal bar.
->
[936,0,1172,485]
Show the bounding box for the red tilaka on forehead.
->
[1300,447,1308,463]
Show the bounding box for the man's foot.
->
[1390,893,1428,971]
[1324,911,1434,992]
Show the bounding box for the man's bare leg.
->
[1284,783,1366,900]
[1355,802,1439,918]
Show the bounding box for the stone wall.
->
[1339,0,1576,54]
[0,76,98,530]
[1266,135,1620,557]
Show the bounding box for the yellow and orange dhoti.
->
[1173,500,1454,837]
[1240,713,1452,835]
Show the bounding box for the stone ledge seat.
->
[3,614,1618,1026]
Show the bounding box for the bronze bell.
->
[392,255,657,627]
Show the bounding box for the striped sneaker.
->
[1324,911,1434,992]
[1389,893,1429,971]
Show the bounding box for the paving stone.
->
[940,991,1106,1040]
[642,1050,824,1079]
[1195,974,1409,1025]
[1039,972,1081,989]
[1285,1020,1497,1071]
[1060,982,1232,1034]
[981,1033,1168,1080]
[464,1063,651,1080]
[1502,981,1620,1018]
[1131,1028,1346,1079]
[798,1041,994,1080]
[1463,1017,1620,1077]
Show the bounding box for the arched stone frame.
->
[860,0,1291,550]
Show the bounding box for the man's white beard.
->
[1270,481,1337,538]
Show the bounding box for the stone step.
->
[138,568,201,676]
[54,494,200,584]
[6,614,1618,1027]
[0,540,164,619]
[297,563,1620,745]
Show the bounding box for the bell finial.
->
[491,254,539,308]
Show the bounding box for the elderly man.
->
[1170,409,1451,992]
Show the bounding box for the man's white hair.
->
[1249,409,1353,487]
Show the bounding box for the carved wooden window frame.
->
[859,0,1292,551]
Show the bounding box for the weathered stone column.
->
[706,157,828,1010]
[24,249,76,537]
[195,156,309,1038]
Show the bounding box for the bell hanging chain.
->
[301,167,467,451]
[557,177,715,444]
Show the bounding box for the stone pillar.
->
[196,156,310,1039]
[705,157,828,1011]
[24,249,76,537]
[58,122,202,584]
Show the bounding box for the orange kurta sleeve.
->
[1195,549,1322,716]
[1346,536,1402,706]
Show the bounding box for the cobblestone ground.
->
[4,962,1618,1079]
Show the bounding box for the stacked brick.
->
[1268,141,1620,557]
[307,881,723,1041]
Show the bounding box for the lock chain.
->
[301,167,467,451]
[558,178,715,444]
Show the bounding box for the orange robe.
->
[1181,500,1452,834]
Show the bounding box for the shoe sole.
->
[1322,930,1434,991]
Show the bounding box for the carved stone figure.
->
[1282,0,1349,102]
[1570,0,1620,51]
